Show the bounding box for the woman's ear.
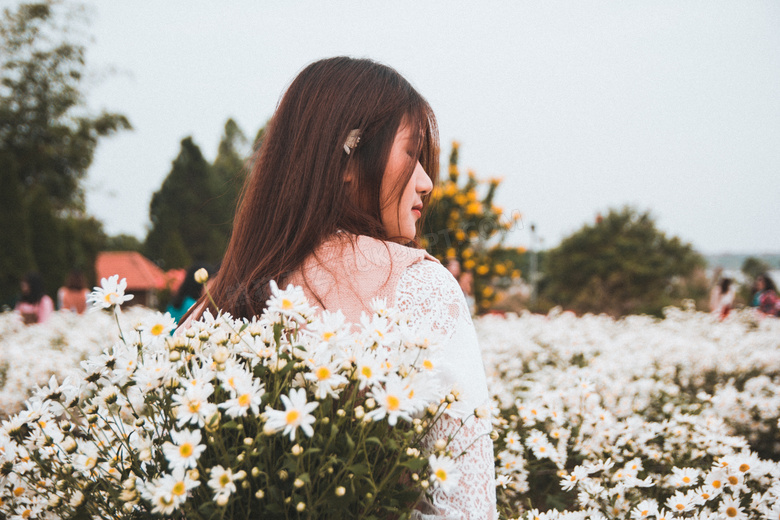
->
[343,163,356,183]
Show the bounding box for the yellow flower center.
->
[219,474,230,487]
[435,468,447,481]
[701,492,710,499]
[22,509,31,519]
[188,401,201,413]
[286,409,300,424]
[738,463,749,472]
[712,479,722,488]
[728,476,738,485]
[640,511,648,517]
[386,395,400,411]
[682,476,690,483]
[104,292,117,303]
[282,298,293,310]
[238,394,251,407]
[422,359,434,370]
[151,324,165,336]
[360,366,373,378]
[316,366,331,381]
[675,504,685,511]
[726,507,737,517]
[172,481,186,496]
[322,332,334,341]
[179,443,193,458]
[13,487,24,497]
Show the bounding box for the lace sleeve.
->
[396,261,497,520]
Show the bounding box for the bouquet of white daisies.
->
[0,273,467,519]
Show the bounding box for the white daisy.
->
[428,454,461,494]
[162,429,207,470]
[87,275,134,310]
[263,388,318,441]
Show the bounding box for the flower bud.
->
[194,268,209,284]
[354,406,365,420]
[234,470,247,480]
[335,486,346,496]
[278,469,288,481]
[62,437,77,454]
[296,502,306,512]
[421,480,429,489]
[69,490,85,507]
[337,409,346,417]
[255,489,264,499]
[169,350,181,362]
[434,438,447,451]
[294,478,305,488]
[134,417,145,427]
[291,444,303,456]
[412,473,419,481]
[213,346,229,363]
[188,469,199,481]
[252,467,260,477]
[236,453,245,462]
[243,437,253,446]
[365,398,376,409]
[216,494,229,506]
[490,430,499,441]
[241,480,250,489]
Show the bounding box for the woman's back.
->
[288,233,497,519]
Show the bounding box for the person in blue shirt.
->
[167,264,212,324]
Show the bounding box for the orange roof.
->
[96,251,167,291]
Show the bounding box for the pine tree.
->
[145,137,224,268]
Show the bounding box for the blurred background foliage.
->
[1,0,757,318]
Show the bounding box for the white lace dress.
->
[395,260,498,520]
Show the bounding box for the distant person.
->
[709,277,735,319]
[167,264,210,324]
[57,269,89,314]
[15,272,54,325]
[751,273,780,316]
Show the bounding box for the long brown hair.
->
[193,57,439,320]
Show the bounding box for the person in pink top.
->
[57,269,90,314]
[15,272,54,325]
[185,58,497,519]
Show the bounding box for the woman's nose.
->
[416,162,433,195]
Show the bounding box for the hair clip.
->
[343,129,361,154]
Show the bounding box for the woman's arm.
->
[396,260,497,520]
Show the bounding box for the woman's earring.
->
[343,129,361,154]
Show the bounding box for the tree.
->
[741,256,770,281]
[211,118,249,250]
[542,207,706,317]
[26,184,67,296]
[421,141,521,312]
[0,1,130,212]
[0,155,34,305]
[145,137,225,268]
[0,1,130,302]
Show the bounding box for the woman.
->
[15,272,54,325]
[189,57,496,518]
[57,269,89,314]
[752,273,780,316]
[709,277,735,320]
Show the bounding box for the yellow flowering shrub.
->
[421,142,521,312]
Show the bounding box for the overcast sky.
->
[39,1,780,253]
